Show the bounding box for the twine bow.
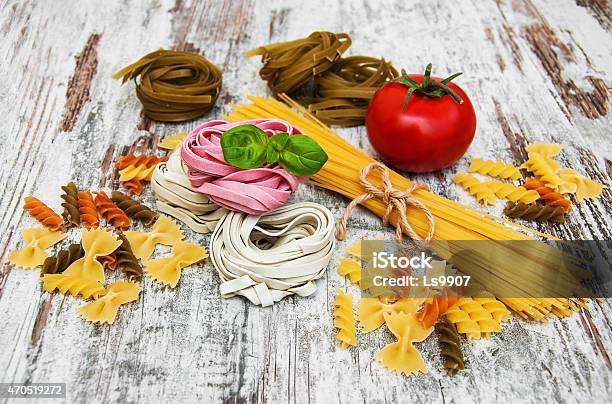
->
[335,162,435,241]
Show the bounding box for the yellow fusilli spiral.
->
[525,143,564,158]
[334,289,357,348]
[452,172,497,205]
[468,158,521,180]
[483,180,540,204]
[524,153,563,190]
[445,298,504,341]
[473,294,511,322]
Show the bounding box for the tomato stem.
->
[391,63,464,110]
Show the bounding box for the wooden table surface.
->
[0,0,610,403]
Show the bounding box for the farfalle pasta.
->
[23,196,64,231]
[483,180,540,204]
[357,297,421,333]
[375,312,433,375]
[452,172,497,205]
[345,240,365,261]
[42,228,121,297]
[334,289,357,349]
[468,158,521,180]
[144,240,207,287]
[9,228,66,268]
[77,281,141,325]
[42,274,105,299]
[337,259,361,286]
[94,191,131,230]
[124,215,184,260]
[525,143,564,158]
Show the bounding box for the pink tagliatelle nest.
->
[181,119,308,215]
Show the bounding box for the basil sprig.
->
[220,124,328,176]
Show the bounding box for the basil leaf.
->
[220,124,269,169]
[267,132,289,163]
[278,135,328,176]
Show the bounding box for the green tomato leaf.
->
[278,135,328,176]
[220,124,269,169]
[267,132,289,163]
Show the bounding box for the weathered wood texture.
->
[0,0,610,403]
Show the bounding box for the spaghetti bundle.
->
[225,95,587,321]
[113,49,222,122]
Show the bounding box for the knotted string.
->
[335,162,435,241]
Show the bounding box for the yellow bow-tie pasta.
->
[144,240,207,287]
[63,228,122,283]
[375,312,433,375]
[125,215,184,260]
[9,228,66,268]
[357,297,421,333]
[78,281,141,325]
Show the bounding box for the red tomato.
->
[365,66,476,172]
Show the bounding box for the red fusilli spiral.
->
[97,252,117,270]
[23,196,64,231]
[523,178,572,212]
[416,288,459,328]
[94,191,131,230]
[122,178,143,196]
[115,154,168,170]
[78,191,100,229]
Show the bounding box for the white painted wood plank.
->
[0,0,609,403]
